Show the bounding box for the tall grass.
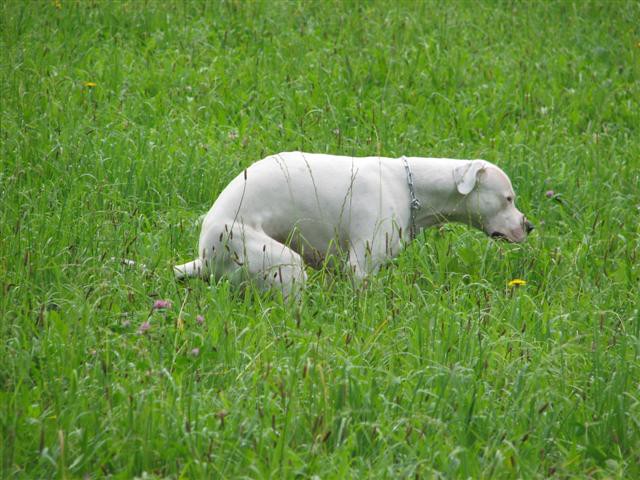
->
[1,0,638,477]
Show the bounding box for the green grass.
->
[1,0,639,477]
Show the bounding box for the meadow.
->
[1,0,639,477]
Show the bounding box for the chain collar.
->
[401,156,421,240]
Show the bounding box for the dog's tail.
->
[174,259,204,279]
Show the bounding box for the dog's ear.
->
[453,160,487,195]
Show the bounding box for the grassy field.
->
[1,0,639,477]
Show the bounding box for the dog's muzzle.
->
[491,218,534,242]
[524,219,535,234]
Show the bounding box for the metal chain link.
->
[401,156,421,240]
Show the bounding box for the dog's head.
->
[453,160,533,243]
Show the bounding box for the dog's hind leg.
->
[174,259,205,279]
[176,222,306,299]
[241,230,307,300]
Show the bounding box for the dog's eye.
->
[506,196,513,203]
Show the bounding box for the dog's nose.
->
[524,219,534,234]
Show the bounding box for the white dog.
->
[175,152,533,297]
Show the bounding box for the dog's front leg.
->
[347,240,386,282]
[346,220,403,284]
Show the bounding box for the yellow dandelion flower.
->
[83,81,97,88]
[508,279,527,287]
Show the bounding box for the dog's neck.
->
[403,157,474,229]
